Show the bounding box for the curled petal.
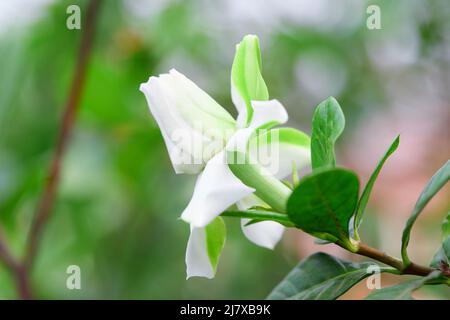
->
[185,217,226,279]
[185,226,213,279]
[237,195,285,249]
[240,219,285,249]
[181,150,255,228]
[248,128,311,179]
[140,69,236,174]
[248,99,288,129]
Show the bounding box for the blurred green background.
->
[0,0,449,299]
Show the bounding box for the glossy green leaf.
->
[430,213,450,268]
[365,271,443,300]
[401,160,450,266]
[353,135,399,239]
[287,168,359,246]
[268,252,386,300]
[442,212,450,240]
[430,236,450,269]
[205,217,226,273]
[311,97,345,171]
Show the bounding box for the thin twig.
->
[0,228,19,271]
[0,0,103,300]
[24,0,101,270]
[0,0,105,300]
[0,228,32,298]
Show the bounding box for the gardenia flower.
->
[140,35,310,279]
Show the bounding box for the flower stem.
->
[24,0,102,270]
[221,210,294,227]
[227,151,291,213]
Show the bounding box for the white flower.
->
[139,69,236,174]
[140,35,311,279]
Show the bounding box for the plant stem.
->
[0,0,101,300]
[227,151,291,213]
[352,242,434,277]
[24,0,102,270]
[225,151,437,278]
[220,206,437,277]
[221,210,295,227]
[15,265,33,300]
[0,229,18,271]
[0,228,33,299]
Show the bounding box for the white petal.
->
[236,193,266,210]
[248,99,288,129]
[266,143,310,180]
[224,127,255,153]
[181,150,255,228]
[237,194,285,249]
[240,219,285,250]
[140,69,236,174]
[140,78,204,174]
[158,127,204,174]
[248,128,310,179]
[185,226,214,279]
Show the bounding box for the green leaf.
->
[231,35,269,126]
[442,212,450,240]
[311,97,345,171]
[353,135,399,239]
[365,271,443,300]
[431,214,450,268]
[401,160,450,266]
[430,236,450,269]
[287,168,359,247]
[267,252,386,300]
[205,217,226,273]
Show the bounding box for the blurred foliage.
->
[0,0,448,299]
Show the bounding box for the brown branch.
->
[24,0,101,268]
[355,242,434,277]
[0,228,19,271]
[0,0,102,300]
[14,265,33,299]
[0,228,32,299]
[2,0,104,299]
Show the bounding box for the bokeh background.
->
[0,0,449,299]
